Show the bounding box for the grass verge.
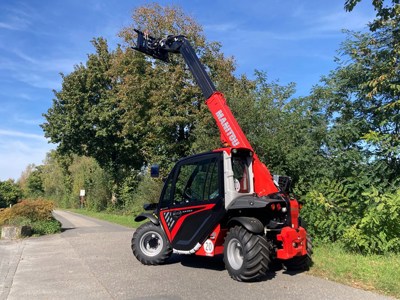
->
[69,209,399,298]
[68,209,143,228]
[308,243,400,298]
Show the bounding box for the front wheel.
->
[223,226,271,282]
[131,222,172,265]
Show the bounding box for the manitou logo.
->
[215,110,240,146]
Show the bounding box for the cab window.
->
[174,157,221,204]
[232,156,250,193]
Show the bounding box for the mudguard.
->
[134,212,160,225]
[227,217,264,234]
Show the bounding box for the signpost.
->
[80,189,86,208]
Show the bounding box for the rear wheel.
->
[282,234,313,271]
[223,226,270,281]
[131,222,172,265]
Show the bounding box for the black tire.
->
[282,234,313,271]
[131,222,172,265]
[223,226,271,282]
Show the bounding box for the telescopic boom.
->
[133,29,279,196]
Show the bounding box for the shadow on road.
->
[60,227,75,232]
[166,254,279,282]
[179,254,225,271]
[164,254,225,271]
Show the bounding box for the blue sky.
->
[0,0,375,181]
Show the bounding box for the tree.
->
[42,38,139,185]
[340,0,400,181]
[25,166,44,198]
[42,4,239,183]
[0,180,22,208]
[18,163,36,193]
[116,4,237,172]
[40,151,72,207]
[68,155,111,211]
[216,70,330,184]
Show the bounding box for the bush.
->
[300,179,400,254]
[299,179,355,243]
[31,219,62,235]
[122,175,163,215]
[68,156,111,211]
[0,198,61,236]
[0,198,54,225]
[342,188,400,254]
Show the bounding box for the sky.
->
[0,0,376,181]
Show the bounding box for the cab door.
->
[158,152,225,252]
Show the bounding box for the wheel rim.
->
[227,238,243,270]
[139,230,163,257]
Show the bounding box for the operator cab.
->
[153,149,255,252]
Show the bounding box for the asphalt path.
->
[0,210,395,300]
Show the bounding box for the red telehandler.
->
[131,30,312,281]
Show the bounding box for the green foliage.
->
[124,174,163,215]
[41,37,139,183]
[30,219,62,235]
[300,178,400,254]
[117,170,140,210]
[320,0,400,183]
[343,188,400,254]
[300,179,355,243]
[40,151,73,208]
[68,155,111,211]
[295,0,400,255]
[0,180,23,208]
[6,216,32,226]
[25,166,44,198]
[38,152,112,211]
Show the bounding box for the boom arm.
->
[133,30,278,196]
[134,30,216,99]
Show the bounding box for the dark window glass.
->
[173,157,221,205]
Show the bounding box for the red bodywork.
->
[206,92,278,196]
[205,92,307,260]
[195,224,226,257]
[276,227,307,259]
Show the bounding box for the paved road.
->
[0,210,395,300]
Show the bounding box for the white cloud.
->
[0,130,54,181]
[0,142,54,181]
[308,10,373,32]
[0,21,19,30]
[204,22,239,32]
[13,114,44,126]
[0,51,75,90]
[0,129,46,141]
[0,3,33,32]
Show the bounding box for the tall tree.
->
[42,3,239,185]
[328,0,400,181]
[116,4,236,171]
[42,38,141,184]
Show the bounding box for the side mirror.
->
[143,203,158,211]
[150,164,160,178]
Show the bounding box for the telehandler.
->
[131,30,312,281]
